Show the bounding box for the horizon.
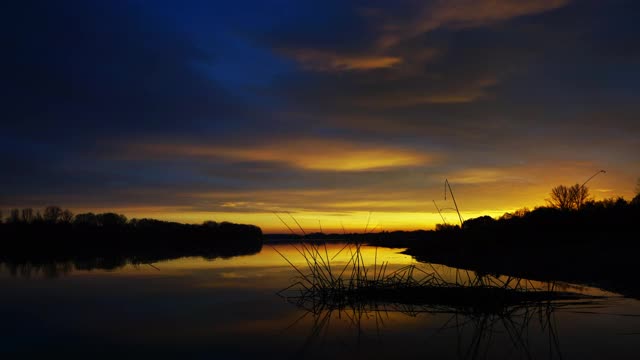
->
[1,190,634,234]
[3,1,640,233]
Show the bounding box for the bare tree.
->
[60,209,74,223]
[548,184,591,210]
[570,184,590,209]
[43,206,63,223]
[548,185,572,210]
[21,208,34,223]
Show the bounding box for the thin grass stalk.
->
[271,245,311,286]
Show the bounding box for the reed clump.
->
[275,238,593,313]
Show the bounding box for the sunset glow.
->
[2,0,639,233]
[3,3,640,359]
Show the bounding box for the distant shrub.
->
[435,223,459,232]
[96,213,127,227]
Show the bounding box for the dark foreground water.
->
[1,244,638,359]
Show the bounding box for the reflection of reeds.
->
[285,281,603,360]
[285,292,584,360]
[274,214,596,314]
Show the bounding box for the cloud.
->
[280,48,402,71]
[271,58,501,111]
[373,0,572,48]
[275,0,571,74]
[354,76,498,107]
[448,168,526,185]
[265,3,542,111]
[4,0,640,232]
[123,138,432,171]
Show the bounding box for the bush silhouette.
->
[74,213,99,226]
[96,213,127,227]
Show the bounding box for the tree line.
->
[0,205,262,237]
[546,178,640,211]
[0,205,264,265]
[0,206,75,224]
[0,206,131,226]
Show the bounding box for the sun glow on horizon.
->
[68,208,529,234]
[5,168,635,234]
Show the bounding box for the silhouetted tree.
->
[21,208,34,223]
[548,185,572,210]
[548,184,590,210]
[43,206,63,223]
[570,184,590,209]
[60,209,74,223]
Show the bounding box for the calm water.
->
[1,243,638,359]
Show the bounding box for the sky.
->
[2,0,639,233]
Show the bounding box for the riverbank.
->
[0,217,263,275]
[386,200,640,299]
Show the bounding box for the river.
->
[1,243,638,359]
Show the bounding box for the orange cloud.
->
[351,76,497,107]
[31,159,635,233]
[376,0,571,48]
[128,138,431,171]
[281,48,402,71]
[358,91,486,107]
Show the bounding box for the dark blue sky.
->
[2,0,639,231]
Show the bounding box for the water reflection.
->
[0,240,263,278]
[285,295,640,360]
[0,244,637,359]
[289,302,569,360]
